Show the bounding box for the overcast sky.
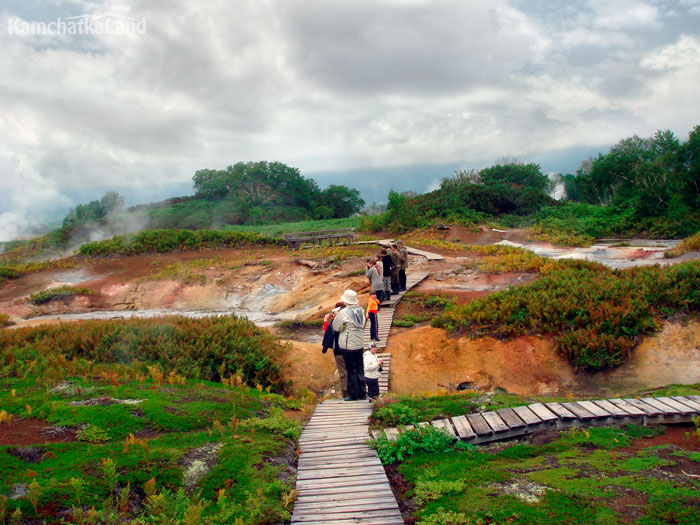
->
[1,0,700,241]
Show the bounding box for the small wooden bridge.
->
[285,228,355,249]
[371,395,700,445]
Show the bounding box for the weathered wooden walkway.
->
[371,395,700,445]
[291,399,404,524]
[363,271,429,349]
[356,240,444,261]
[290,273,430,524]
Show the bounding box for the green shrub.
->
[0,315,286,389]
[76,424,110,442]
[371,426,474,464]
[78,229,277,257]
[434,260,700,371]
[29,285,94,305]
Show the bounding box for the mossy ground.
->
[0,376,304,524]
[381,389,700,524]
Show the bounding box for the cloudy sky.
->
[1,0,700,240]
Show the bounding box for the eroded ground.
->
[2,229,700,398]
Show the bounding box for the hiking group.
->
[320,241,407,402]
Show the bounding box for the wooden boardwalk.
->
[291,399,404,524]
[356,240,444,261]
[371,395,700,445]
[363,271,429,349]
[290,273,430,524]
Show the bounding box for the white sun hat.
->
[340,289,359,305]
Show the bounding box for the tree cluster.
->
[62,191,125,229]
[564,126,700,220]
[192,161,364,223]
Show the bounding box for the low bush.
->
[78,229,277,257]
[0,315,286,389]
[434,260,700,371]
[371,426,474,464]
[29,285,94,305]
[665,231,700,258]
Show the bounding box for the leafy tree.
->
[62,191,126,228]
[318,185,365,218]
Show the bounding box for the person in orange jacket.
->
[366,291,380,342]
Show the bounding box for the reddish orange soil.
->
[387,326,576,396]
[0,418,77,446]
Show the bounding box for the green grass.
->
[398,425,700,524]
[223,216,362,238]
[370,392,526,428]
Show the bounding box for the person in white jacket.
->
[363,342,384,401]
[332,289,367,401]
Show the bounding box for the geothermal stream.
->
[497,238,681,269]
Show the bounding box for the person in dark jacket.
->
[332,289,367,401]
[322,303,347,398]
[397,240,408,291]
[390,244,401,295]
[380,248,394,300]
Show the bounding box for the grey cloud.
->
[0,0,699,241]
[276,0,540,95]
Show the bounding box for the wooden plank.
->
[298,459,381,471]
[297,466,386,480]
[497,407,526,429]
[451,415,476,439]
[300,445,375,456]
[543,403,577,421]
[292,509,403,523]
[655,397,697,416]
[293,489,396,504]
[294,502,400,515]
[608,398,647,417]
[527,403,558,422]
[641,397,682,415]
[294,517,404,525]
[384,427,400,441]
[431,418,456,437]
[561,402,595,420]
[295,478,390,492]
[591,399,628,418]
[622,398,662,416]
[296,477,392,490]
[512,405,543,426]
[576,400,612,418]
[482,411,509,433]
[466,413,493,436]
[299,451,378,462]
[294,497,400,511]
[672,396,700,412]
[687,395,700,403]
